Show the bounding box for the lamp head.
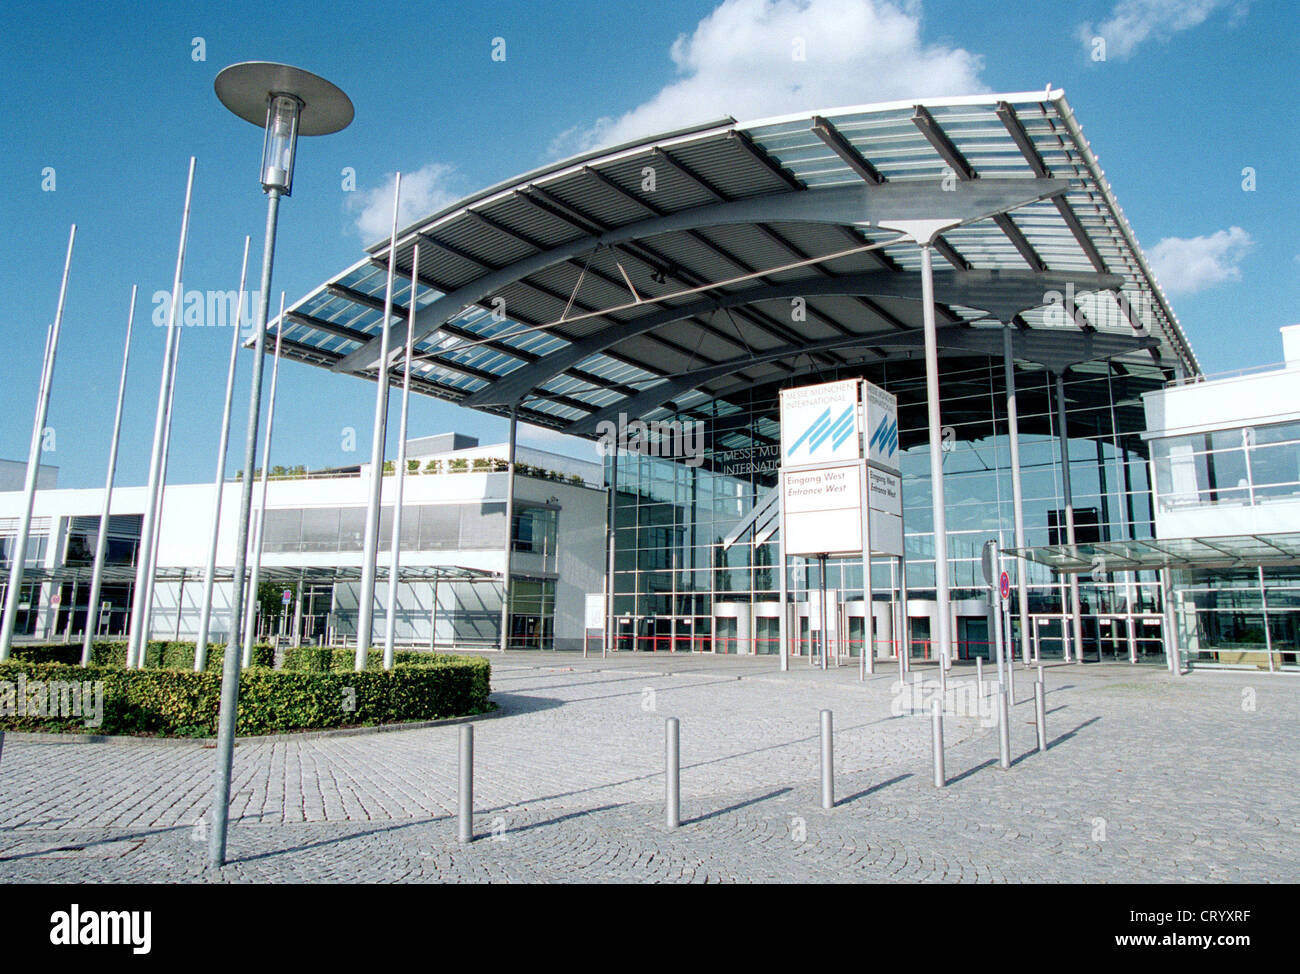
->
[215,62,352,196]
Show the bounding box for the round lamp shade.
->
[214,62,353,136]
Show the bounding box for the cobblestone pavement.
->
[0,655,1296,882]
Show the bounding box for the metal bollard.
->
[1034,680,1047,753]
[997,685,1011,769]
[931,698,945,788]
[665,717,680,829]
[819,710,834,810]
[976,657,983,696]
[457,724,474,843]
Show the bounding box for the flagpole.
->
[82,286,137,664]
[0,224,77,660]
[195,237,251,671]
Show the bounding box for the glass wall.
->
[1151,418,1300,511]
[608,353,1169,657]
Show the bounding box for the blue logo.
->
[786,404,856,458]
[868,414,898,459]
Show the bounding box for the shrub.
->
[13,641,275,671]
[0,654,491,737]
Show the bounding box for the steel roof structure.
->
[266,89,1198,437]
[1010,533,1300,574]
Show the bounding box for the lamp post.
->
[208,62,351,869]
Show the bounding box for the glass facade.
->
[1151,418,1300,511]
[608,354,1171,659]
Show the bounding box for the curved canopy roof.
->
[269,89,1199,435]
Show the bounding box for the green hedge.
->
[0,655,491,737]
[280,645,450,673]
[10,641,274,670]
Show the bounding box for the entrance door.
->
[715,617,738,654]
[754,616,780,656]
[1032,616,1066,660]
[1133,615,1164,662]
[958,617,990,660]
[1097,616,1130,662]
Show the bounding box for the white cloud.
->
[1077,0,1244,61]
[553,0,986,156]
[348,162,461,243]
[1148,226,1253,296]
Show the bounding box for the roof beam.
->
[811,115,884,184]
[332,177,1068,374]
[912,105,975,180]
[463,269,1122,406]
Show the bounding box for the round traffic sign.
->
[999,570,1011,601]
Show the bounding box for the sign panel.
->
[585,593,605,630]
[781,463,864,556]
[866,467,901,517]
[864,381,900,474]
[999,570,1011,601]
[779,379,861,466]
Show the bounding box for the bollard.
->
[997,685,1011,770]
[665,717,680,829]
[975,657,983,696]
[931,698,945,788]
[1007,652,1016,703]
[819,710,834,810]
[1034,680,1047,753]
[457,724,473,843]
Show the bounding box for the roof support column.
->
[499,404,518,653]
[355,173,402,672]
[1054,372,1084,663]
[1161,566,1180,675]
[880,218,961,678]
[604,449,617,658]
[1002,327,1031,666]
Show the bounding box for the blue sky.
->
[2,0,1295,489]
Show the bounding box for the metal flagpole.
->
[0,225,76,661]
[355,172,401,672]
[196,236,251,671]
[242,295,285,661]
[1003,327,1032,666]
[82,285,136,665]
[128,158,196,669]
[383,244,419,670]
[499,404,518,653]
[140,314,184,655]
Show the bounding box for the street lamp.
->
[208,62,352,869]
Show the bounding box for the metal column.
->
[195,237,251,671]
[604,449,617,657]
[1002,327,1031,666]
[242,305,284,661]
[128,160,195,669]
[82,286,136,665]
[355,173,402,671]
[1054,373,1084,662]
[499,405,518,653]
[384,245,420,670]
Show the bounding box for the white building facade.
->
[0,436,606,651]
